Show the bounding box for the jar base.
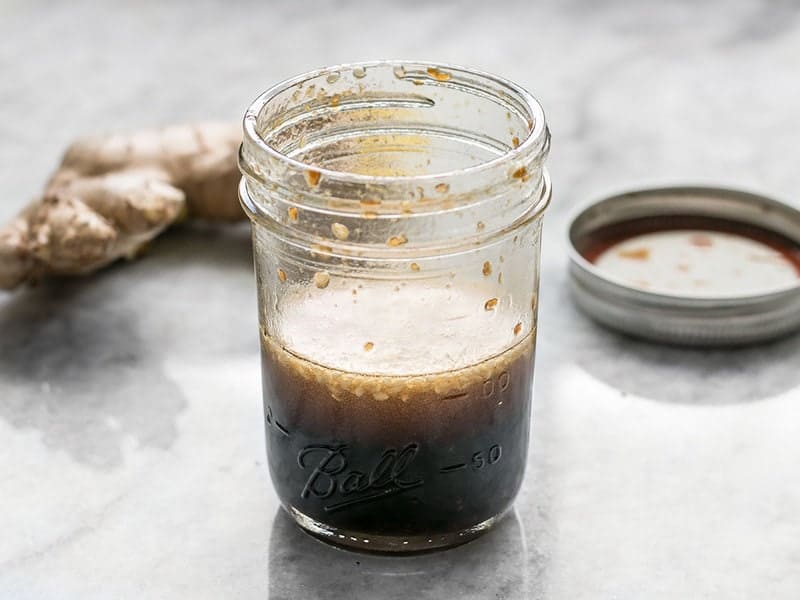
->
[286,505,504,553]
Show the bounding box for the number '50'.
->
[471,444,502,469]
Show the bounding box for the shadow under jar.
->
[239,61,551,552]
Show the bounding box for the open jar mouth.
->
[239,60,551,255]
[242,60,549,186]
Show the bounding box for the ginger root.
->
[0,122,244,290]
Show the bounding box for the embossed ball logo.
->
[297,443,424,512]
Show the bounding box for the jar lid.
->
[567,186,800,346]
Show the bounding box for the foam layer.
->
[262,328,534,414]
[272,281,530,376]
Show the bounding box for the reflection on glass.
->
[268,509,530,599]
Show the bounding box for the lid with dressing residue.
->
[567,186,800,346]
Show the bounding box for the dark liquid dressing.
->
[261,333,535,538]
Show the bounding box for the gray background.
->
[1,1,799,598]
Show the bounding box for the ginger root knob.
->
[0,122,243,290]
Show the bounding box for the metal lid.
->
[567,186,800,346]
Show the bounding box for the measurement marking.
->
[439,463,467,473]
[274,420,290,437]
[324,482,424,513]
[266,407,290,437]
[442,392,468,401]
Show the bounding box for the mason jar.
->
[239,61,550,552]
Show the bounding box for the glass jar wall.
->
[239,61,550,551]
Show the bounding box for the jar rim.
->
[242,59,549,185]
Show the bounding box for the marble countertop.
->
[1,1,799,598]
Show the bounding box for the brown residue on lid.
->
[617,247,651,260]
[484,297,498,311]
[482,261,492,277]
[748,252,787,265]
[689,234,713,248]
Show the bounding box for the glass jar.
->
[239,61,550,552]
